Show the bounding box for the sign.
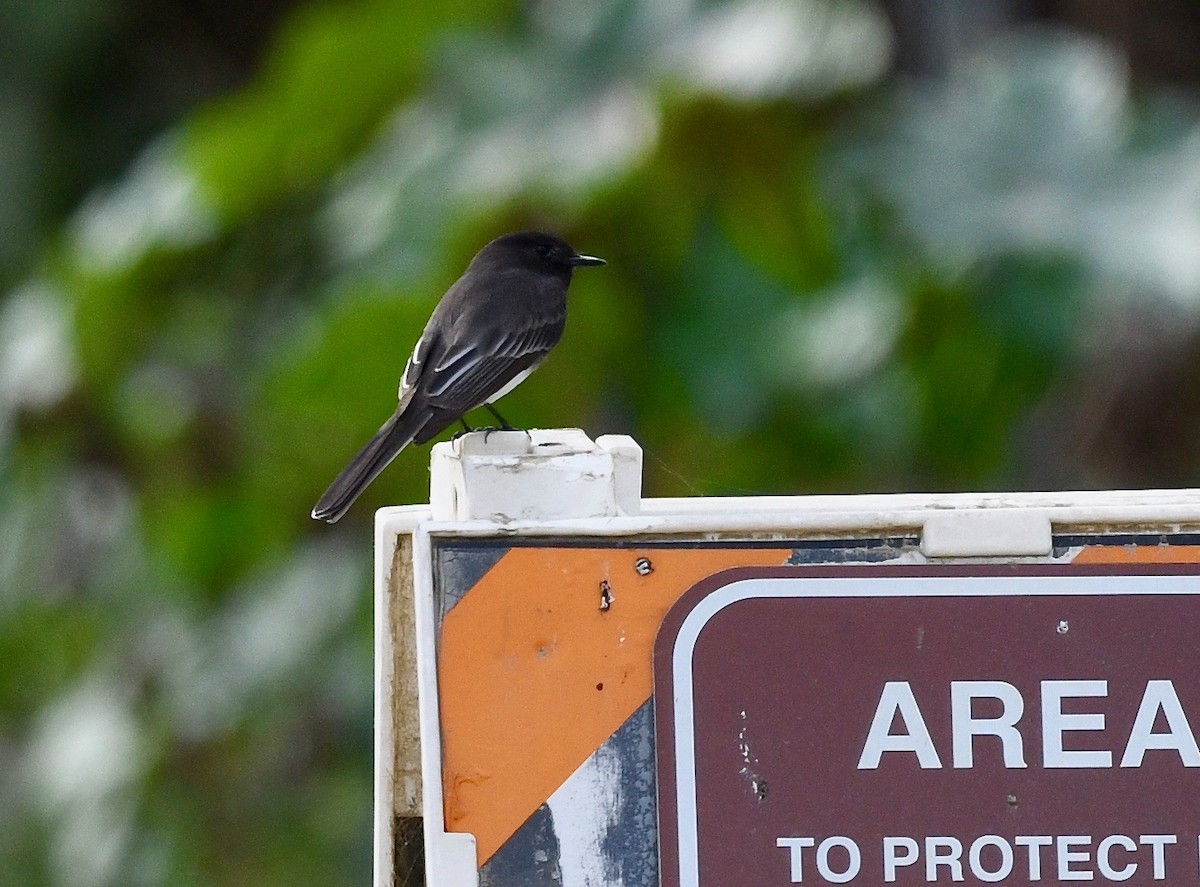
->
[654,565,1200,886]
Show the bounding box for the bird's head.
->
[476,231,605,277]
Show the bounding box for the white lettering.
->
[1096,835,1136,881]
[925,836,964,882]
[969,835,1014,882]
[1139,834,1175,880]
[952,681,1027,768]
[882,837,919,882]
[866,679,1200,772]
[1121,681,1200,767]
[777,837,814,883]
[1016,835,1053,880]
[1042,681,1111,768]
[816,836,860,883]
[1057,835,1093,880]
[858,682,942,769]
[867,833,1175,883]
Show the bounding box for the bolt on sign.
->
[655,564,1200,887]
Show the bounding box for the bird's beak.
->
[567,253,606,267]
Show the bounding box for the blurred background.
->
[3,0,1200,883]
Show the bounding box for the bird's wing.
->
[398,331,433,398]
[422,313,562,416]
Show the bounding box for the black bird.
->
[311,230,605,523]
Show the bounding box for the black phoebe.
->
[311,230,605,523]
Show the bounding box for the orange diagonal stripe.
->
[438,546,791,864]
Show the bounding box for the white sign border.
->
[669,572,1200,887]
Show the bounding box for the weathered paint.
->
[436,544,792,863]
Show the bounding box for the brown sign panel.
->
[654,565,1200,886]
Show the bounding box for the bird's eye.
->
[535,244,552,258]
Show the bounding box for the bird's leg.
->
[452,418,474,441]
[478,404,525,443]
[484,404,517,431]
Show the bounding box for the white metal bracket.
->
[429,428,642,522]
[921,508,1053,557]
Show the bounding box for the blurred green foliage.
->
[3,0,1200,883]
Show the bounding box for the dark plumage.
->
[311,231,605,523]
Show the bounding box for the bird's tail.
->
[311,410,422,523]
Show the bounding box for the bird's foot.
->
[479,425,524,442]
[453,420,526,443]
